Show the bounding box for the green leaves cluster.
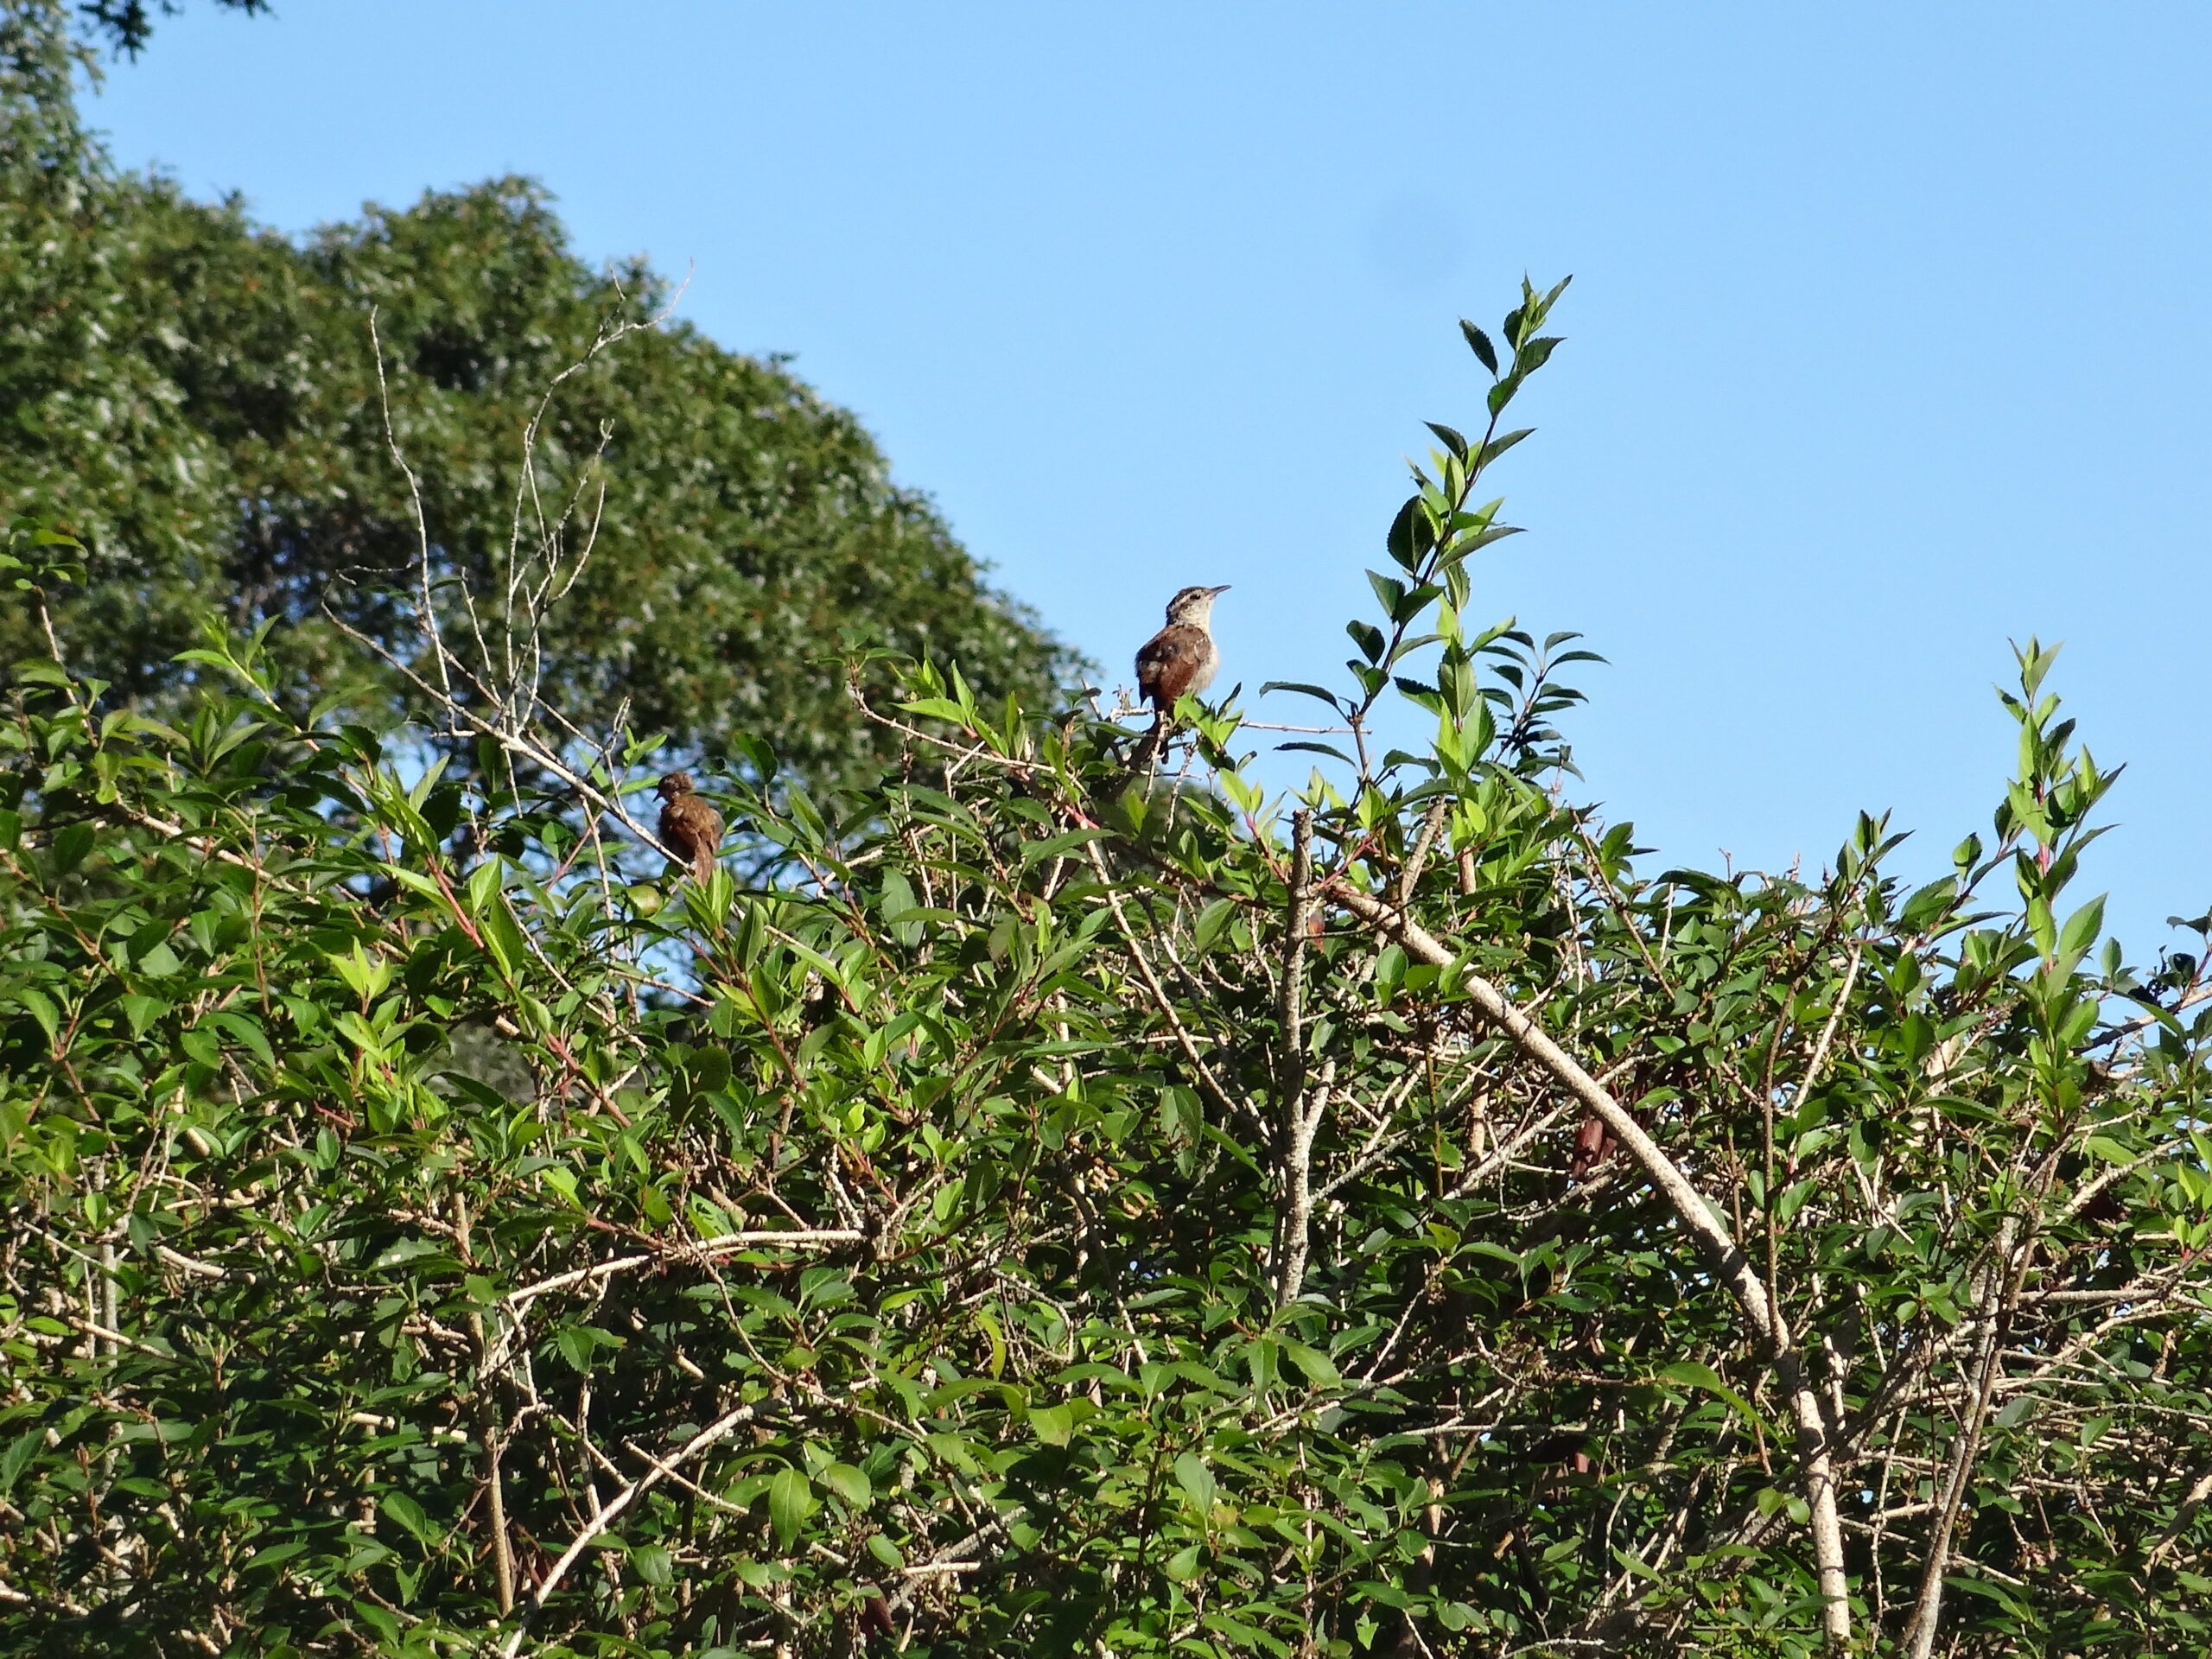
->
[2,287,2209,1659]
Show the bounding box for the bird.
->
[1567,1110,1616,1182]
[1131,583,1230,766]
[654,772,722,884]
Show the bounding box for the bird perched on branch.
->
[1130,583,1230,767]
[655,772,722,884]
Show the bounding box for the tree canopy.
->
[4,282,2209,1657]
[0,0,1077,794]
[76,0,271,60]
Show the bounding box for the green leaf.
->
[1385,496,1435,570]
[1280,1341,1339,1387]
[1029,1404,1075,1446]
[353,1601,402,1643]
[1475,427,1534,470]
[821,1461,871,1507]
[245,1540,310,1573]
[1945,1573,2027,1613]
[1517,334,1564,374]
[1192,898,1238,953]
[1423,421,1468,459]
[1900,877,1957,931]
[380,1491,437,1546]
[1173,1451,1216,1516]
[118,995,166,1038]
[1753,1485,1812,1525]
[1275,741,1356,764]
[1021,827,1109,867]
[1655,1361,1765,1431]
[205,1011,275,1069]
[372,1237,442,1269]
[1354,1579,1414,1611]
[475,887,532,981]
[0,1430,41,1494]
[769,1465,817,1548]
[1459,319,1499,375]
[10,987,59,1046]
[1367,569,1408,619]
[2058,894,2107,963]
[1611,1544,1663,1582]
[48,824,92,876]
[632,1543,675,1586]
[1258,681,1345,711]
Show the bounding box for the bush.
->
[3,285,2209,1657]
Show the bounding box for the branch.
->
[503,1229,862,1312]
[1082,839,1268,1142]
[484,1230,863,1376]
[1327,880,1853,1650]
[1272,810,1319,1305]
[156,1243,228,1279]
[883,1504,1032,1615]
[497,1402,755,1656]
[2145,1460,2212,1570]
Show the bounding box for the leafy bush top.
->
[3,285,2209,1659]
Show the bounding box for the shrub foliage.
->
[3,285,2210,1658]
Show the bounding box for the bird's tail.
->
[692,847,715,886]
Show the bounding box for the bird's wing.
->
[658,796,724,882]
[1136,626,1207,704]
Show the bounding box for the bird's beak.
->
[1211,584,1233,595]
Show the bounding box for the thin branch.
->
[497,1402,755,1656]
[1272,810,1319,1305]
[1328,880,1853,1650]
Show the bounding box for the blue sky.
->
[88,3,2210,959]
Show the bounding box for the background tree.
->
[4,288,2209,1657]
[74,1,271,60]
[0,0,1079,793]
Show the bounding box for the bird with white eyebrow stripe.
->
[1129,583,1230,768]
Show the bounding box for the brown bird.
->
[1131,583,1230,766]
[1567,1110,1616,1183]
[654,772,722,884]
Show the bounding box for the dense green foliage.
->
[0,0,1077,792]
[4,284,2209,1657]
